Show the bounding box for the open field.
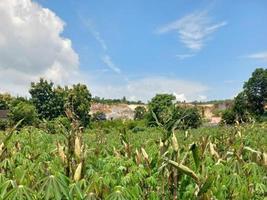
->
[0,121,266,199]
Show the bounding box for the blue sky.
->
[0,0,266,102]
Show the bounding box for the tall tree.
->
[29,78,64,119]
[147,94,176,125]
[66,84,91,127]
[243,68,267,116]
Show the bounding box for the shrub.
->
[146,94,202,130]
[40,116,71,134]
[134,106,146,120]
[147,94,176,126]
[54,116,71,130]
[92,112,106,121]
[221,109,236,124]
[0,119,9,130]
[0,93,12,109]
[173,107,202,129]
[9,101,38,127]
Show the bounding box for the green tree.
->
[232,92,251,122]
[222,68,267,124]
[0,93,12,109]
[66,84,91,127]
[29,78,64,119]
[173,107,202,129]
[222,93,251,124]
[134,106,146,120]
[243,68,267,116]
[54,85,69,116]
[9,101,37,126]
[147,94,176,125]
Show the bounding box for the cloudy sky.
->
[0,0,266,102]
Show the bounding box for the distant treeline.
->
[92,96,144,105]
[190,99,233,105]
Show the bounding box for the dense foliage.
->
[244,68,267,116]
[134,106,146,120]
[66,84,91,127]
[9,101,37,127]
[0,93,12,110]
[222,68,267,124]
[0,71,266,199]
[147,94,202,129]
[0,119,266,199]
[29,78,65,120]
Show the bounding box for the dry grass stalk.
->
[74,162,83,182]
[74,136,81,159]
[209,142,220,159]
[171,133,179,152]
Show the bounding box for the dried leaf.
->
[74,162,82,182]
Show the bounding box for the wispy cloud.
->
[157,11,227,51]
[176,53,195,60]
[80,16,122,73]
[247,51,267,61]
[79,18,107,51]
[102,55,121,74]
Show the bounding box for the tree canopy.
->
[29,78,65,120]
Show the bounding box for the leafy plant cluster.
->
[222,68,267,124]
[0,114,266,199]
[0,78,91,130]
[146,94,202,130]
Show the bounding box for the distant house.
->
[0,110,8,120]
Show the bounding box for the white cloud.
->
[102,55,121,74]
[157,11,227,51]
[247,51,267,61]
[198,95,207,101]
[176,54,195,60]
[173,92,187,102]
[0,0,81,95]
[90,76,209,102]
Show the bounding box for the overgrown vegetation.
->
[0,117,266,199]
[146,94,202,129]
[222,68,267,124]
[0,68,266,199]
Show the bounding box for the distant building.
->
[0,110,8,120]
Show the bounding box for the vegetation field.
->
[0,120,266,200]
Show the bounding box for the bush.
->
[146,94,202,130]
[134,106,146,120]
[147,94,176,126]
[9,101,38,127]
[221,109,236,124]
[54,116,71,130]
[0,119,9,130]
[91,119,125,130]
[0,93,12,109]
[92,112,106,121]
[173,107,202,129]
[40,116,71,134]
